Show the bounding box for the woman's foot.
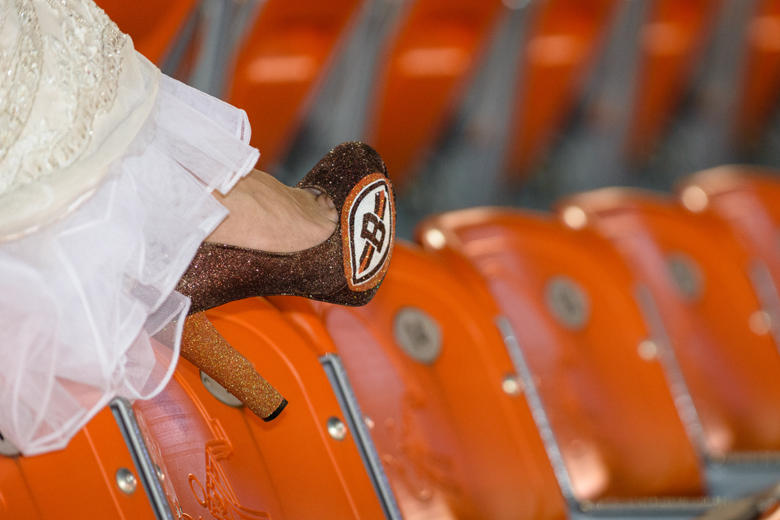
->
[207,169,338,253]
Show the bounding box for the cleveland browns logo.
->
[342,174,395,291]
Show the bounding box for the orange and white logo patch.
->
[342,173,394,291]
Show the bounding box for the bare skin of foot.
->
[206,169,338,253]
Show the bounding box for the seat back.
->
[367,0,504,190]
[561,188,780,455]
[0,405,160,519]
[678,167,780,290]
[271,243,568,520]
[416,209,705,502]
[227,0,362,169]
[132,297,390,520]
[505,0,617,179]
[627,0,721,161]
[734,0,780,149]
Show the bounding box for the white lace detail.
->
[0,0,126,194]
[0,0,43,174]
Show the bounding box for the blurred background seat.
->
[415,209,712,510]
[366,0,505,191]
[558,188,780,496]
[226,0,363,170]
[505,0,617,181]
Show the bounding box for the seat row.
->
[96,0,780,193]
[3,166,780,519]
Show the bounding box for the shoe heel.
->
[181,312,287,421]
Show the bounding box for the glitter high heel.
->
[176,142,396,315]
[182,312,287,421]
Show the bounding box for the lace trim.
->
[0,0,43,172]
[0,0,126,194]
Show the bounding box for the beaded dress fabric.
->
[0,0,259,455]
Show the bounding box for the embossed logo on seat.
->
[343,173,395,291]
[188,434,271,520]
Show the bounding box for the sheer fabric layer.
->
[0,68,259,456]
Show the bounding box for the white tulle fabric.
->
[0,69,259,455]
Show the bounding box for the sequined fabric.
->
[176,142,396,314]
[0,0,125,194]
[181,313,286,420]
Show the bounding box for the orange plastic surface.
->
[132,297,386,520]
[271,243,568,520]
[416,210,705,501]
[368,0,504,190]
[561,188,780,455]
[227,0,361,170]
[96,0,198,65]
[0,407,157,520]
[678,167,780,271]
[735,0,780,149]
[627,0,721,162]
[505,0,616,179]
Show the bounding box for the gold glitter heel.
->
[181,313,287,421]
[176,142,396,314]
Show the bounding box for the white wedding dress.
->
[0,0,258,455]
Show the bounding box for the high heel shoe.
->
[176,142,395,314]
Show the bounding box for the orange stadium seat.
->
[734,0,780,150]
[97,0,199,65]
[558,188,780,462]
[227,0,362,170]
[678,166,780,353]
[505,0,617,180]
[0,298,395,520]
[415,210,712,507]
[367,0,504,190]
[627,0,721,162]
[270,243,569,520]
[0,404,162,519]
[132,297,394,520]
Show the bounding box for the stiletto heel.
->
[181,312,287,421]
[176,142,396,314]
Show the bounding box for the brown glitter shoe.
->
[176,142,396,315]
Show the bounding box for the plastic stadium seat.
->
[505,0,617,180]
[415,210,709,507]
[97,0,199,65]
[367,0,504,190]
[0,404,160,519]
[270,243,569,520]
[559,188,780,458]
[627,0,721,162]
[678,166,780,354]
[735,0,780,150]
[0,298,393,520]
[132,297,394,520]
[227,0,362,170]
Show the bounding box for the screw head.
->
[327,417,348,441]
[750,310,772,335]
[116,468,137,494]
[637,340,659,361]
[680,186,708,212]
[502,374,524,396]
